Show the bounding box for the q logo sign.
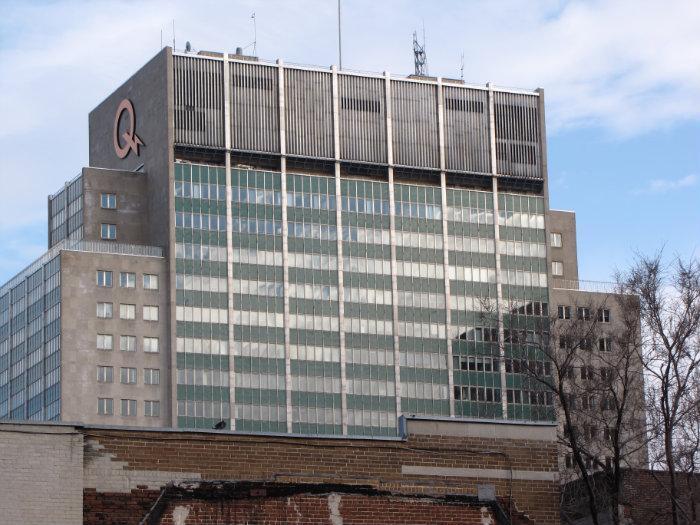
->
[113,99,143,159]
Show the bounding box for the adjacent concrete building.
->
[548,210,648,476]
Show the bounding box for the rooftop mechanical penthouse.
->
[1,47,554,436]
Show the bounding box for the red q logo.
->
[113,99,143,159]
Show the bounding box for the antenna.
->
[413,31,427,76]
[460,52,464,81]
[172,20,176,50]
[337,0,343,69]
[251,12,257,56]
[160,29,163,50]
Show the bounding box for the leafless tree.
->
[617,252,700,525]
[491,291,648,525]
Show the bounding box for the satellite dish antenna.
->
[185,41,192,53]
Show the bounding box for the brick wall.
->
[0,424,84,525]
[0,418,560,525]
[156,492,495,525]
[81,419,559,524]
[621,469,699,525]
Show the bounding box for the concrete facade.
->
[548,210,648,476]
[60,250,170,427]
[81,167,150,246]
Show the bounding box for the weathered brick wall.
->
[0,419,559,525]
[0,424,84,525]
[81,419,559,524]
[621,469,700,524]
[156,493,495,525]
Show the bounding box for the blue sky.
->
[0,0,698,283]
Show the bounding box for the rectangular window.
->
[120,272,136,288]
[120,304,136,320]
[552,261,564,276]
[120,335,136,352]
[96,302,113,319]
[578,307,590,320]
[599,338,612,352]
[143,274,159,290]
[557,305,571,319]
[100,193,117,209]
[96,334,113,351]
[96,366,113,383]
[96,270,113,287]
[144,368,160,385]
[143,337,159,353]
[550,232,562,248]
[100,223,116,240]
[144,400,160,417]
[121,399,137,416]
[120,367,137,384]
[143,305,159,322]
[598,308,611,323]
[97,398,113,415]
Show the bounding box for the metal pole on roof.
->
[338,0,343,70]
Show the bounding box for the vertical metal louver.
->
[230,61,280,153]
[284,69,334,159]
[443,86,490,174]
[391,80,439,169]
[173,55,225,148]
[493,92,541,179]
[338,74,386,164]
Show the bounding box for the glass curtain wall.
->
[341,178,396,436]
[287,173,342,435]
[446,188,502,418]
[174,162,230,428]
[0,255,61,422]
[394,183,450,417]
[230,168,286,432]
[498,193,553,421]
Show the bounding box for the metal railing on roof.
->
[0,240,163,296]
[552,279,618,294]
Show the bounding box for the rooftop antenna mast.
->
[251,12,257,55]
[172,20,176,50]
[413,30,427,76]
[460,51,464,81]
[337,0,343,69]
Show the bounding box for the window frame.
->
[119,303,136,320]
[120,367,137,385]
[143,274,159,291]
[120,398,137,417]
[120,335,136,352]
[550,232,562,248]
[143,305,159,322]
[96,270,113,288]
[96,366,113,383]
[96,302,113,319]
[100,223,117,240]
[552,261,564,276]
[96,334,113,351]
[119,272,136,288]
[100,193,117,209]
[97,397,113,415]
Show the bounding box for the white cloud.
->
[0,0,698,250]
[639,174,698,194]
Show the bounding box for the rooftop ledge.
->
[0,240,163,295]
[552,278,619,294]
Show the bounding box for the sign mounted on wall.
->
[113,99,143,159]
